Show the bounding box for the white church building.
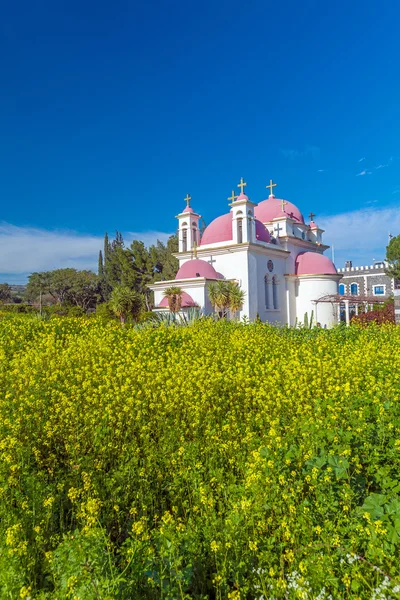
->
[149,179,340,327]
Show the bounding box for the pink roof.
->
[200,213,271,245]
[158,291,197,308]
[236,193,249,201]
[295,252,337,275]
[182,205,194,214]
[309,221,318,229]
[175,258,219,279]
[255,220,271,243]
[255,196,305,224]
[200,213,232,245]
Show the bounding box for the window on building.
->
[339,283,345,295]
[182,228,187,252]
[350,283,358,295]
[264,275,270,309]
[237,218,243,243]
[272,276,278,309]
[373,285,385,295]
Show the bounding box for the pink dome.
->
[175,258,219,279]
[158,291,197,308]
[200,214,233,245]
[255,220,271,243]
[200,213,271,245]
[255,196,305,224]
[182,205,194,214]
[295,252,337,275]
[309,221,318,229]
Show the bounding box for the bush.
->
[0,303,36,314]
[0,318,399,598]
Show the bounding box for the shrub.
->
[0,318,399,598]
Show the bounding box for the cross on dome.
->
[228,189,238,203]
[237,177,247,194]
[308,211,316,221]
[266,179,277,196]
[280,199,287,212]
[184,193,192,207]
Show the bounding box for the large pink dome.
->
[200,213,271,245]
[295,252,337,275]
[255,196,305,224]
[175,258,219,279]
[200,214,232,245]
[158,291,197,308]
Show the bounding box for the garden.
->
[0,314,399,599]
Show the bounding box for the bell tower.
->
[229,178,257,244]
[176,194,201,253]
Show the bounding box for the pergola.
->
[312,294,386,326]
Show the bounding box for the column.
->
[355,303,359,316]
[345,300,350,326]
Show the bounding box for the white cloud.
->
[358,157,366,162]
[356,169,371,176]
[375,164,388,169]
[319,206,400,267]
[0,223,172,283]
[317,169,325,172]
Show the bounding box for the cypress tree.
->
[98,250,104,277]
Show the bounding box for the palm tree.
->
[208,281,229,317]
[163,286,183,315]
[208,280,245,319]
[226,281,245,319]
[109,285,143,325]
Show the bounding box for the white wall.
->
[296,276,339,328]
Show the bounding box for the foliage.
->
[0,317,400,598]
[26,269,99,310]
[208,280,245,318]
[386,234,400,281]
[0,283,12,304]
[100,232,179,307]
[352,301,395,325]
[109,285,143,324]
[162,286,183,314]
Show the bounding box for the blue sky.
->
[1,0,399,283]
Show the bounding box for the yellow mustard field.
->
[0,315,400,599]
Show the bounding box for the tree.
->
[208,280,245,319]
[98,250,104,278]
[68,270,99,311]
[163,286,183,315]
[109,285,143,325]
[386,235,400,281]
[227,281,246,318]
[0,283,12,304]
[208,281,230,317]
[26,269,99,311]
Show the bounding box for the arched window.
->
[339,283,345,295]
[182,228,187,252]
[350,283,358,296]
[272,276,278,309]
[237,218,243,243]
[264,275,270,309]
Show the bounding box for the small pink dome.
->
[175,258,219,279]
[255,220,271,243]
[158,291,197,308]
[309,221,318,229]
[255,196,305,224]
[200,213,271,245]
[295,252,337,275]
[182,205,194,214]
[236,193,249,201]
[200,214,233,245]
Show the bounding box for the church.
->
[149,179,341,328]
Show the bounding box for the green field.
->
[0,315,399,599]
